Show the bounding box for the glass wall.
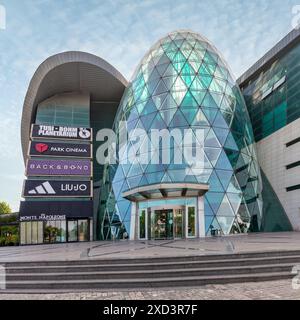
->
[20,219,90,245]
[241,41,300,142]
[35,93,90,127]
[100,30,263,239]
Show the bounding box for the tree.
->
[0,201,12,215]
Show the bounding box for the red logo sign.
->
[35,143,49,153]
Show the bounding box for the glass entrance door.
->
[174,209,184,238]
[153,210,173,240]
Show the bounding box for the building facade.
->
[19,29,298,245]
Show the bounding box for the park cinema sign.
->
[31,124,92,141]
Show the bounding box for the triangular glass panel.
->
[205,147,222,166]
[224,132,239,151]
[162,75,176,90]
[180,90,199,109]
[189,89,207,106]
[148,67,161,83]
[181,74,195,88]
[145,171,165,184]
[172,76,187,91]
[205,215,216,235]
[153,79,168,96]
[217,195,234,217]
[202,107,217,124]
[201,92,219,109]
[216,169,232,190]
[208,171,224,192]
[206,218,222,236]
[127,175,142,189]
[160,94,178,110]
[200,75,213,89]
[204,129,221,148]
[139,98,157,115]
[216,215,235,234]
[190,77,207,91]
[204,197,214,216]
[215,150,233,170]
[163,63,178,77]
[150,111,167,130]
[214,128,229,145]
[205,192,224,214]
[198,63,211,76]
[226,173,240,192]
[227,192,242,214]
[213,112,229,129]
[169,109,189,128]
[157,54,171,67]
[140,112,157,131]
[210,92,224,107]
[192,109,210,126]
[160,108,177,126]
[161,172,172,183]
[153,93,168,109]
[181,106,198,123]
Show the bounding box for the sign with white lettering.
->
[26,159,92,176]
[31,125,92,141]
[28,141,92,158]
[23,180,92,197]
[19,201,93,221]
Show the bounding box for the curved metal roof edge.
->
[237,28,300,86]
[21,51,128,162]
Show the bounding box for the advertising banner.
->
[26,159,92,176]
[29,141,92,158]
[31,124,92,141]
[23,179,92,198]
[19,200,93,221]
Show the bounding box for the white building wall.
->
[256,118,300,230]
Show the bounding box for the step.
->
[5,263,296,281]
[5,249,300,267]
[4,272,294,290]
[5,255,300,273]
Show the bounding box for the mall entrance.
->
[138,204,197,240]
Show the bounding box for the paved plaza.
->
[1,232,300,263]
[0,280,299,300]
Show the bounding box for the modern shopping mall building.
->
[19,29,299,245]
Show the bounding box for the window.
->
[286,185,300,192]
[286,161,300,170]
[286,137,300,147]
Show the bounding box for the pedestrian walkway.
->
[1,232,300,263]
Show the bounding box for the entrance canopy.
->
[122,183,209,202]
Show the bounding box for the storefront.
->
[20,218,92,245]
[19,200,93,245]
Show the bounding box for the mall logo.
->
[23,180,92,197]
[35,143,49,153]
[28,181,56,195]
[0,5,6,30]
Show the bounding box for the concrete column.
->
[198,196,205,237]
[129,202,137,240]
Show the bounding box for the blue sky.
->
[0,0,298,211]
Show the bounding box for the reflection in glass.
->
[78,220,89,242]
[174,209,184,238]
[67,220,78,242]
[139,209,146,239]
[187,207,196,237]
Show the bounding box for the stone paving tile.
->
[0,280,300,300]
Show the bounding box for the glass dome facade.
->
[98,30,263,240]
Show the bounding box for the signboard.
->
[26,159,92,176]
[31,125,92,141]
[19,200,93,221]
[23,179,92,198]
[28,141,92,158]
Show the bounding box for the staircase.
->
[2,250,300,291]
